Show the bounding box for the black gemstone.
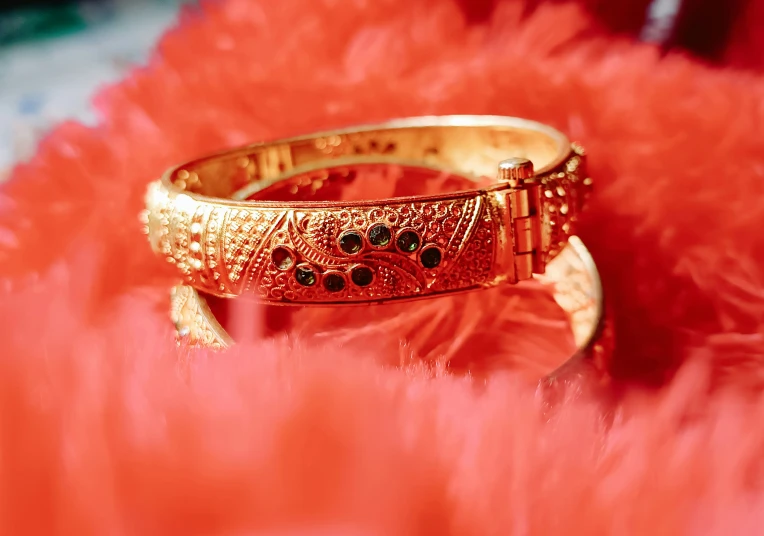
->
[351,266,374,287]
[396,230,421,253]
[271,246,294,271]
[368,224,392,248]
[339,231,363,255]
[420,246,442,269]
[324,273,346,292]
[295,266,317,286]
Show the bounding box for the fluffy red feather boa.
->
[2,0,764,533]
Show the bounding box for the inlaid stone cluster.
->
[268,220,444,294]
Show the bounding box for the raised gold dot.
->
[190,242,201,252]
[190,223,202,234]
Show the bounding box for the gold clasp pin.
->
[498,157,534,187]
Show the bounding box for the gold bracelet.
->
[144,116,591,306]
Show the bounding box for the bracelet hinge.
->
[498,158,545,282]
[508,185,544,281]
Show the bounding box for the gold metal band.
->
[144,116,591,305]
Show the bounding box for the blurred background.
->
[0,0,754,179]
[0,0,193,177]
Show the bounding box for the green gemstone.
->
[396,230,420,253]
[339,231,363,255]
[324,273,346,292]
[368,224,391,248]
[351,266,374,287]
[295,266,317,286]
[420,246,442,269]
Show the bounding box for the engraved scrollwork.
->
[217,192,493,303]
[394,205,425,231]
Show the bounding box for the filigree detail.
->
[432,200,494,291]
[540,150,591,262]
[170,285,227,348]
[249,198,482,303]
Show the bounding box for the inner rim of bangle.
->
[165,118,570,203]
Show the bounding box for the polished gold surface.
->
[144,116,591,305]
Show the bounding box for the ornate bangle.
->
[144,116,592,305]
